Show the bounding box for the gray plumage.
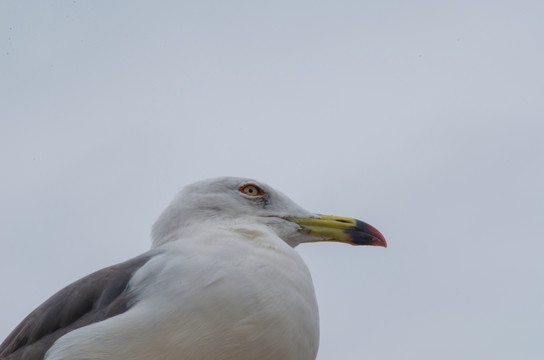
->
[0,254,153,360]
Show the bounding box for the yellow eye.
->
[240,184,264,197]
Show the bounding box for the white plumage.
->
[0,177,386,360]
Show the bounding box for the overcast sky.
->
[1,1,543,359]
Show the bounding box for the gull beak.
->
[288,215,387,247]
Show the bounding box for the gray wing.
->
[0,253,153,360]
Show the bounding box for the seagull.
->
[0,177,386,360]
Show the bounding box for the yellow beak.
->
[287,215,387,247]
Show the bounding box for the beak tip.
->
[352,220,387,248]
[373,236,387,248]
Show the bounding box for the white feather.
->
[45,178,320,360]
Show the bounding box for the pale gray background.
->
[1,1,543,359]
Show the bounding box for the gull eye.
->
[239,184,264,197]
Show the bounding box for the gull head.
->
[151,177,386,249]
